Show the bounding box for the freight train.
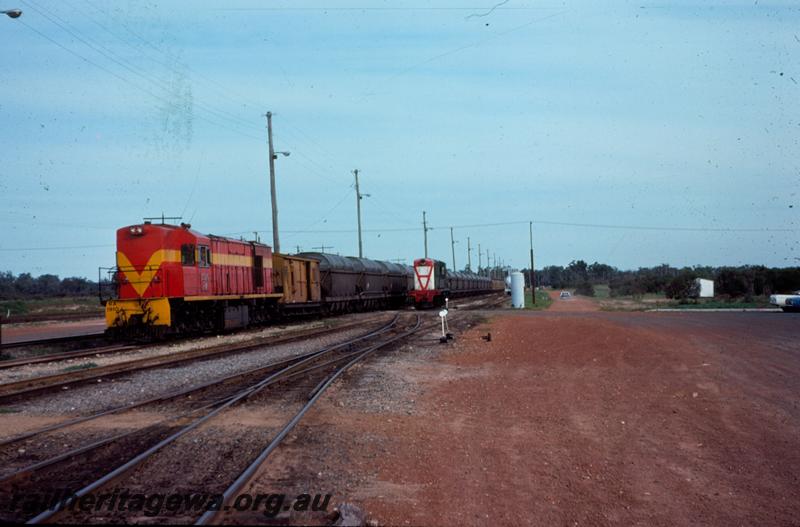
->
[409,257,504,308]
[102,222,504,337]
[102,222,411,338]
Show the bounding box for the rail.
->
[23,315,406,524]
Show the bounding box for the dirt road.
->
[0,318,106,345]
[250,309,800,526]
[547,290,599,312]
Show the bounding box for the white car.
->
[559,291,571,299]
[770,291,800,312]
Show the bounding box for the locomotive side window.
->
[181,244,196,266]
[199,246,211,267]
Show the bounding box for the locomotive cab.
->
[410,258,450,307]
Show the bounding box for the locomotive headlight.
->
[129,226,144,235]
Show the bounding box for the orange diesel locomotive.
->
[103,222,320,337]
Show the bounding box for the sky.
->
[0,0,798,279]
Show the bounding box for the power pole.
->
[450,227,457,270]
[478,243,482,273]
[467,236,472,271]
[422,211,430,258]
[353,169,366,258]
[296,245,301,253]
[266,111,280,253]
[312,244,333,253]
[529,221,536,304]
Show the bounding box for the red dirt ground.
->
[300,309,800,526]
[0,318,106,344]
[546,290,599,312]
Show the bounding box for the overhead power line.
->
[228,219,798,236]
[21,0,355,186]
[18,17,261,143]
[3,217,794,252]
[70,0,351,181]
[20,0,263,141]
[440,220,798,233]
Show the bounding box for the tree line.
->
[0,272,98,299]
[522,261,800,300]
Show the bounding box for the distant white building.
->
[690,278,714,298]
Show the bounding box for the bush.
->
[665,274,695,300]
[574,281,595,297]
[0,271,97,300]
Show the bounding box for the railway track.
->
[0,332,106,352]
[0,301,500,523]
[0,293,504,354]
[0,312,103,324]
[0,316,395,449]
[0,295,503,377]
[0,342,137,370]
[0,314,421,523]
[450,292,508,310]
[0,315,390,402]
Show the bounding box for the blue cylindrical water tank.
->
[511,271,525,309]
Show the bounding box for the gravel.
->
[2,316,391,419]
[0,317,362,384]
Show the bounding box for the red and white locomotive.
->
[409,257,503,308]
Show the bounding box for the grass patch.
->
[0,407,21,414]
[598,294,772,311]
[0,299,28,315]
[0,296,101,317]
[670,298,772,309]
[593,284,610,298]
[61,362,98,372]
[525,289,553,310]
